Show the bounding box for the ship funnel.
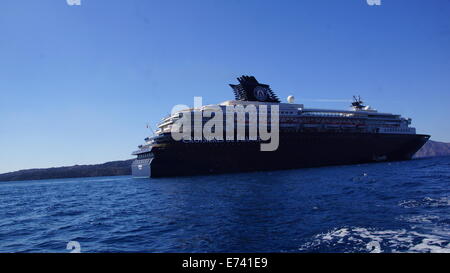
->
[229,76,280,102]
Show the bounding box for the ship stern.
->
[131,158,152,178]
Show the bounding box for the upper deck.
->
[134,75,419,154]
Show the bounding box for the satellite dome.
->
[287,95,295,104]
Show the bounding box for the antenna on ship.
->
[351,95,366,110]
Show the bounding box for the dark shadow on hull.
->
[132,133,430,178]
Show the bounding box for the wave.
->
[399,197,450,208]
[299,227,450,253]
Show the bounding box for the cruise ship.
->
[132,76,429,178]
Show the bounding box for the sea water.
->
[1,156,449,253]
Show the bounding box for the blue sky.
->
[0,0,449,173]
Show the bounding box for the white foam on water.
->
[410,238,450,253]
[398,214,440,224]
[299,227,450,253]
[399,196,450,208]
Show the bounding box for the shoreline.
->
[1,139,449,182]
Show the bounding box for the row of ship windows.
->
[170,117,369,122]
[164,124,406,132]
[382,127,413,132]
[167,119,371,127]
[170,111,399,119]
[172,111,360,118]
[137,153,152,159]
[169,116,400,124]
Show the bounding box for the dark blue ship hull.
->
[132,132,430,178]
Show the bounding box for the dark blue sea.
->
[1,156,450,253]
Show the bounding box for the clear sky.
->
[1,0,449,173]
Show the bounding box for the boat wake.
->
[299,226,450,253]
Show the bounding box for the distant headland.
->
[1,140,449,182]
[0,159,133,182]
[413,140,450,158]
